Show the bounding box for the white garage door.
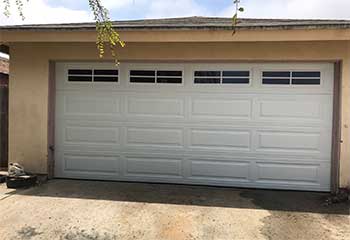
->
[55,62,334,191]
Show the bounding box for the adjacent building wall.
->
[9,41,350,188]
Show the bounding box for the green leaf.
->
[232,13,237,23]
[87,0,125,62]
[239,7,244,12]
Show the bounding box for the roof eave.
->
[1,24,350,32]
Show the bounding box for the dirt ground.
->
[0,179,349,240]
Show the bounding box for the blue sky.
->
[45,0,233,19]
[1,0,350,25]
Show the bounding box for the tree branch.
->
[2,0,125,63]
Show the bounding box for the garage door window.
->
[194,71,221,84]
[194,70,250,84]
[262,71,321,85]
[222,71,250,84]
[68,69,118,83]
[93,70,119,82]
[292,71,321,85]
[68,69,93,82]
[130,70,183,84]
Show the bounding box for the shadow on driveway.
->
[10,179,350,215]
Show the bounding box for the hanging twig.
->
[232,0,244,35]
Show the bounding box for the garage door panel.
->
[56,120,123,149]
[256,96,332,124]
[126,97,185,118]
[258,99,321,120]
[256,130,323,153]
[65,126,120,145]
[64,95,121,116]
[126,127,184,148]
[189,160,250,181]
[125,156,182,177]
[190,98,252,120]
[189,129,251,150]
[256,163,319,182]
[64,154,120,175]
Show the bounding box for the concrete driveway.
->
[0,180,349,240]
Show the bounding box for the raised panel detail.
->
[257,131,321,152]
[65,126,119,144]
[126,157,182,177]
[65,96,120,115]
[190,160,250,180]
[127,128,183,147]
[127,98,184,117]
[191,99,251,119]
[190,129,250,150]
[64,154,119,174]
[259,100,321,119]
[256,163,319,183]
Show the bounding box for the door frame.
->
[330,61,342,193]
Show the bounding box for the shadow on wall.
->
[9,179,350,215]
[0,72,8,170]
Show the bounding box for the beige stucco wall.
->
[8,41,350,188]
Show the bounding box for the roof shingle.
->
[1,17,350,31]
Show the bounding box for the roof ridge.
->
[1,16,350,30]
